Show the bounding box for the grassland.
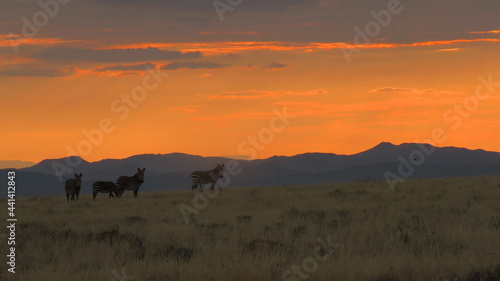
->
[1,176,500,281]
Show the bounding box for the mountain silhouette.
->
[2,142,500,197]
[0,160,36,169]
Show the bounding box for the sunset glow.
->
[1,0,499,163]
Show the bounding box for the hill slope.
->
[2,142,500,197]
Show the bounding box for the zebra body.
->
[116,168,146,197]
[65,173,82,201]
[190,164,224,192]
[92,181,124,199]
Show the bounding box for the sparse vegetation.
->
[1,176,500,281]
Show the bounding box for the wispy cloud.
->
[470,30,500,34]
[264,62,288,69]
[191,112,276,121]
[100,38,500,56]
[208,89,328,100]
[369,87,416,94]
[273,88,466,117]
[31,47,201,62]
[436,48,462,52]
[201,31,261,36]
[168,105,197,114]
[161,61,229,70]
[209,90,278,100]
[85,0,320,12]
[368,87,460,96]
[283,89,328,96]
[0,67,75,77]
[0,34,82,48]
[93,62,157,72]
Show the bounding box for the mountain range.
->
[2,142,500,197]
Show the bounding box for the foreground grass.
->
[1,176,500,281]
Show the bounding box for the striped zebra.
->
[116,168,146,197]
[65,173,82,201]
[92,181,124,199]
[190,164,224,192]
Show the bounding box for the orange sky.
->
[1,0,499,162]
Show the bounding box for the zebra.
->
[65,173,82,201]
[92,181,124,199]
[190,164,224,192]
[116,168,146,197]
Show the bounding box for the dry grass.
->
[1,176,500,281]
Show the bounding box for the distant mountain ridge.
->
[0,160,36,169]
[2,142,500,197]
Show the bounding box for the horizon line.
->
[2,141,498,168]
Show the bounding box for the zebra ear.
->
[80,173,82,177]
[74,173,78,177]
[143,168,146,172]
[138,168,140,172]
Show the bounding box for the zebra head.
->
[216,164,224,178]
[136,168,146,183]
[74,173,82,188]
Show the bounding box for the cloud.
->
[85,0,320,12]
[436,48,462,52]
[31,47,201,62]
[217,53,239,59]
[168,105,197,114]
[2,0,500,46]
[161,61,230,70]
[470,30,500,34]
[0,67,75,77]
[201,31,261,36]
[102,38,500,57]
[192,112,276,121]
[209,90,278,100]
[93,62,157,72]
[283,89,328,96]
[264,61,288,69]
[0,35,82,48]
[369,87,461,96]
[272,87,467,118]
[369,87,415,94]
[209,89,328,100]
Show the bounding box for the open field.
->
[1,176,500,281]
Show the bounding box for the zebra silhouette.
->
[92,181,124,199]
[116,168,146,197]
[190,164,224,192]
[65,173,82,201]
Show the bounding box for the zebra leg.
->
[109,192,114,199]
[93,192,97,200]
[70,194,75,201]
[76,192,79,200]
[210,182,215,190]
[133,189,138,197]
[66,193,70,201]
